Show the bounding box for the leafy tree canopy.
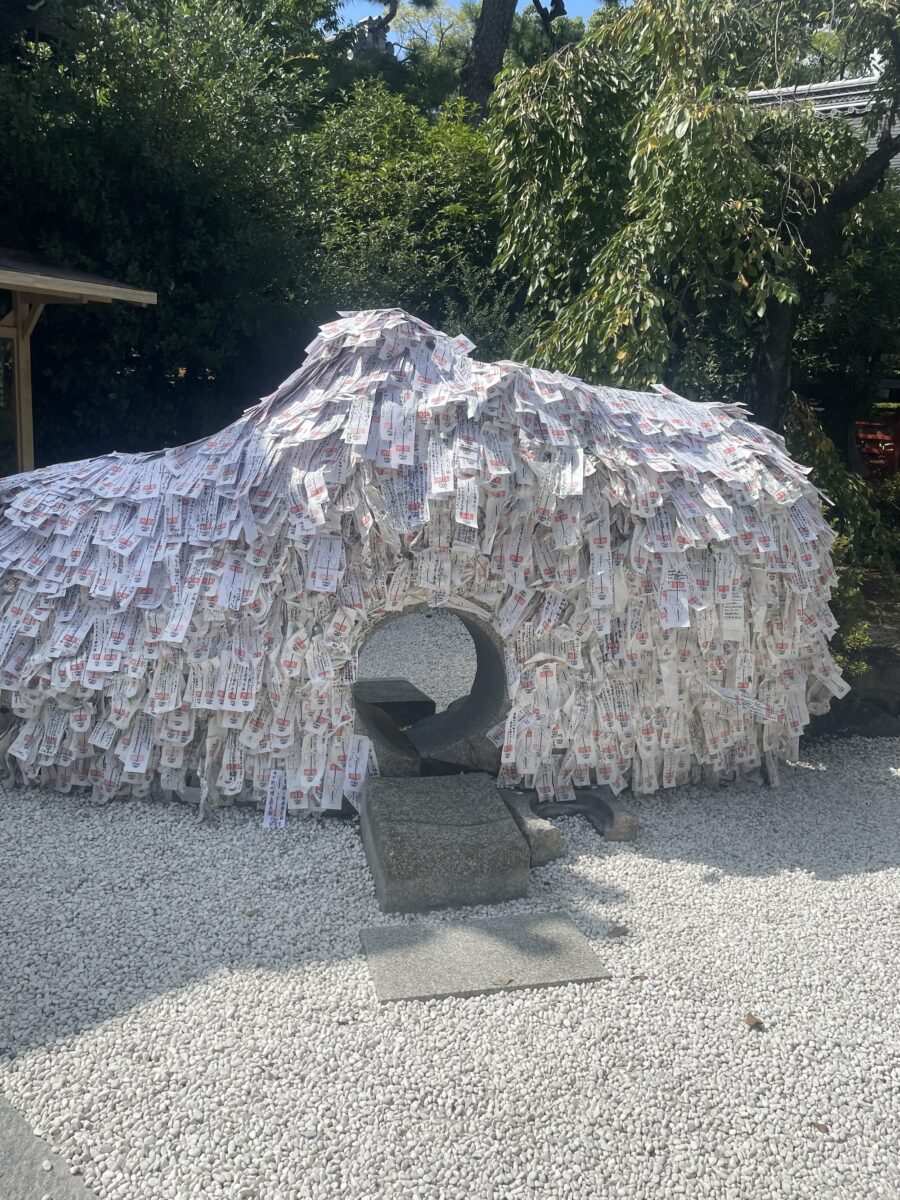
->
[306,78,533,359]
[0,0,343,465]
[360,0,586,111]
[491,0,900,431]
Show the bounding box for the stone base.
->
[352,678,436,728]
[498,788,568,866]
[574,787,638,841]
[359,773,530,913]
[530,788,638,842]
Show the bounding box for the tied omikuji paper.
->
[0,309,845,814]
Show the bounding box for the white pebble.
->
[0,737,898,1200]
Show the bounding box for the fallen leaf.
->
[744,1012,765,1031]
[609,924,629,938]
[630,974,648,982]
[245,908,258,917]
[491,977,514,987]
[812,1122,830,1134]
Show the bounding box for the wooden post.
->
[11,293,44,473]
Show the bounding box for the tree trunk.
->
[460,0,519,114]
[742,300,795,433]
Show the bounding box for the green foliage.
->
[388,0,476,109]
[874,471,900,522]
[504,8,586,70]
[378,0,587,112]
[784,394,897,674]
[784,395,896,567]
[775,25,879,87]
[0,0,546,471]
[826,564,873,678]
[794,187,900,440]
[0,0,341,466]
[306,79,532,359]
[491,0,900,390]
[0,0,93,56]
[492,40,632,339]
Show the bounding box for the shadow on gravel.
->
[623,743,900,883]
[0,790,626,1058]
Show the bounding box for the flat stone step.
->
[359,773,530,913]
[360,910,610,1002]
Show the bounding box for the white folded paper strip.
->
[0,308,845,811]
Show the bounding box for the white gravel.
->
[1,736,899,1200]
[357,610,476,712]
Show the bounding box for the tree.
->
[305,79,533,359]
[386,0,477,109]
[0,0,340,466]
[386,0,584,109]
[460,0,519,111]
[460,0,592,112]
[785,189,900,452]
[505,7,585,70]
[491,0,900,431]
[0,0,91,54]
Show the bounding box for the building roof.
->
[747,75,881,115]
[0,249,157,306]
[747,76,899,171]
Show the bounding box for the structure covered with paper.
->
[0,309,846,814]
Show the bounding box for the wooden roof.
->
[0,249,157,306]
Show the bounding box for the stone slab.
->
[353,678,436,727]
[0,1096,99,1200]
[603,800,639,842]
[498,788,568,866]
[359,773,529,913]
[360,910,610,1002]
[353,695,421,778]
[574,788,639,842]
[807,695,900,739]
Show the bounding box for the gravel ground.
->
[1,737,899,1200]
[357,611,476,712]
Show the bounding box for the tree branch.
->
[827,123,900,218]
[530,0,567,38]
[882,15,900,76]
[372,0,399,34]
[530,0,553,37]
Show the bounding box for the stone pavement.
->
[360,910,610,1002]
[0,1096,98,1200]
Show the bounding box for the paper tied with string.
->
[0,308,843,817]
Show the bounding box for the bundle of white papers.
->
[0,309,844,810]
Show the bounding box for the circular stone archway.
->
[353,605,509,777]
